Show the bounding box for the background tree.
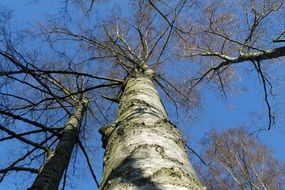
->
[0,0,284,189]
[193,127,285,190]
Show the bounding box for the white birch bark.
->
[28,99,88,190]
[100,70,204,190]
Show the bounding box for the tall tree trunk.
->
[28,99,88,190]
[100,69,204,190]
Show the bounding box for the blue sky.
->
[0,1,284,190]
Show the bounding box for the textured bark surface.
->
[28,100,87,190]
[100,70,204,190]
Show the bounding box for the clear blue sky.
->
[0,1,284,190]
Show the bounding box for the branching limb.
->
[198,46,285,63]
[0,129,46,142]
[251,61,275,130]
[274,30,285,43]
[78,140,100,188]
[0,110,59,136]
[0,135,55,182]
[0,125,50,151]
[0,167,39,174]
[185,144,210,166]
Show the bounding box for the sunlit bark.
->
[100,69,203,190]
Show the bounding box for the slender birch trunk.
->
[28,99,88,190]
[100,69,204,190]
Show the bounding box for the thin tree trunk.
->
[100,69,204,190]
[28,99,88,190]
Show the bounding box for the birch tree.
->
[194,127,285,190]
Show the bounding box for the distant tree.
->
[194,127,285,190]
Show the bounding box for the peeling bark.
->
[28,99,88,190]
[100,70,204,190]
